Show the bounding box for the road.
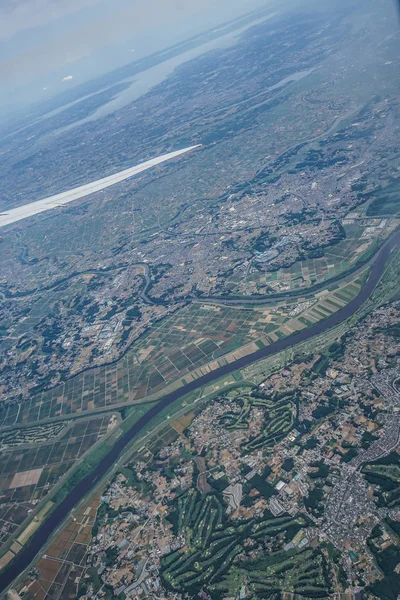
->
[0,230,399,595]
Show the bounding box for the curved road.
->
[0,231,399,595]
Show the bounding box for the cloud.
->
[62,75,73,81]
[0,0,103,41]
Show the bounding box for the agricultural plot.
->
[0,416,109,554]
[12,489,102,600]
[227,221,389,296]
[0,271,365,429]
[0,421,69,450]
[0,303,279,427]
[219,391,295,451]
[162,487,307,596]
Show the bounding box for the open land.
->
[0,416,115,555]
[0,268,368,429]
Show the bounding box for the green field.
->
[161,488,309,596]
[225,547,331,599]
[362,452,400,508]
[366,178,400,216]
[219,389,295,451]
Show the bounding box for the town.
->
[57,302,400,600]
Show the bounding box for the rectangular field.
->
[0,416,110,554]
[0,273,365,432]
[10,468,43,489]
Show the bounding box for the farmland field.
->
[0,416,111,552]
[11,489,103,600]
[226,219,396,296]
[0,271,366,429]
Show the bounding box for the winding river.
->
[0,230,399,594]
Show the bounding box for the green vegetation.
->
[361,430,379,450]
[327,340,346,361]
[386,517,400,538]
[377,323,400,339]
[304,437,318,450]
[367,528,400,600]
[366,178,400,216]
[342,447,358,463]
[245,472,276,499]
[304,486,324,517]
[312,399,337,419]
[219,390,295,452]
[48,418,129,508]
[282,458,295,472]
[161,488,307,596]
[311,355,329,376]
[362,452,400,508]
[216,547,331,599]
[85,566,102,593]
[309,461,330,479]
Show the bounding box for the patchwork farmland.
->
[0,417,111,552]
[0,271,366,429]
[161,488,329,598]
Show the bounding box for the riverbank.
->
[0,230,399,595]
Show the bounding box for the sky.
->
[0,0,275,114]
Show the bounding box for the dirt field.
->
[172,412,195,434]
[10,468,43,489]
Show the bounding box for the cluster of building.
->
[3,91,399,405]
[79,301,400,597]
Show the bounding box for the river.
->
[0,230,399,594]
